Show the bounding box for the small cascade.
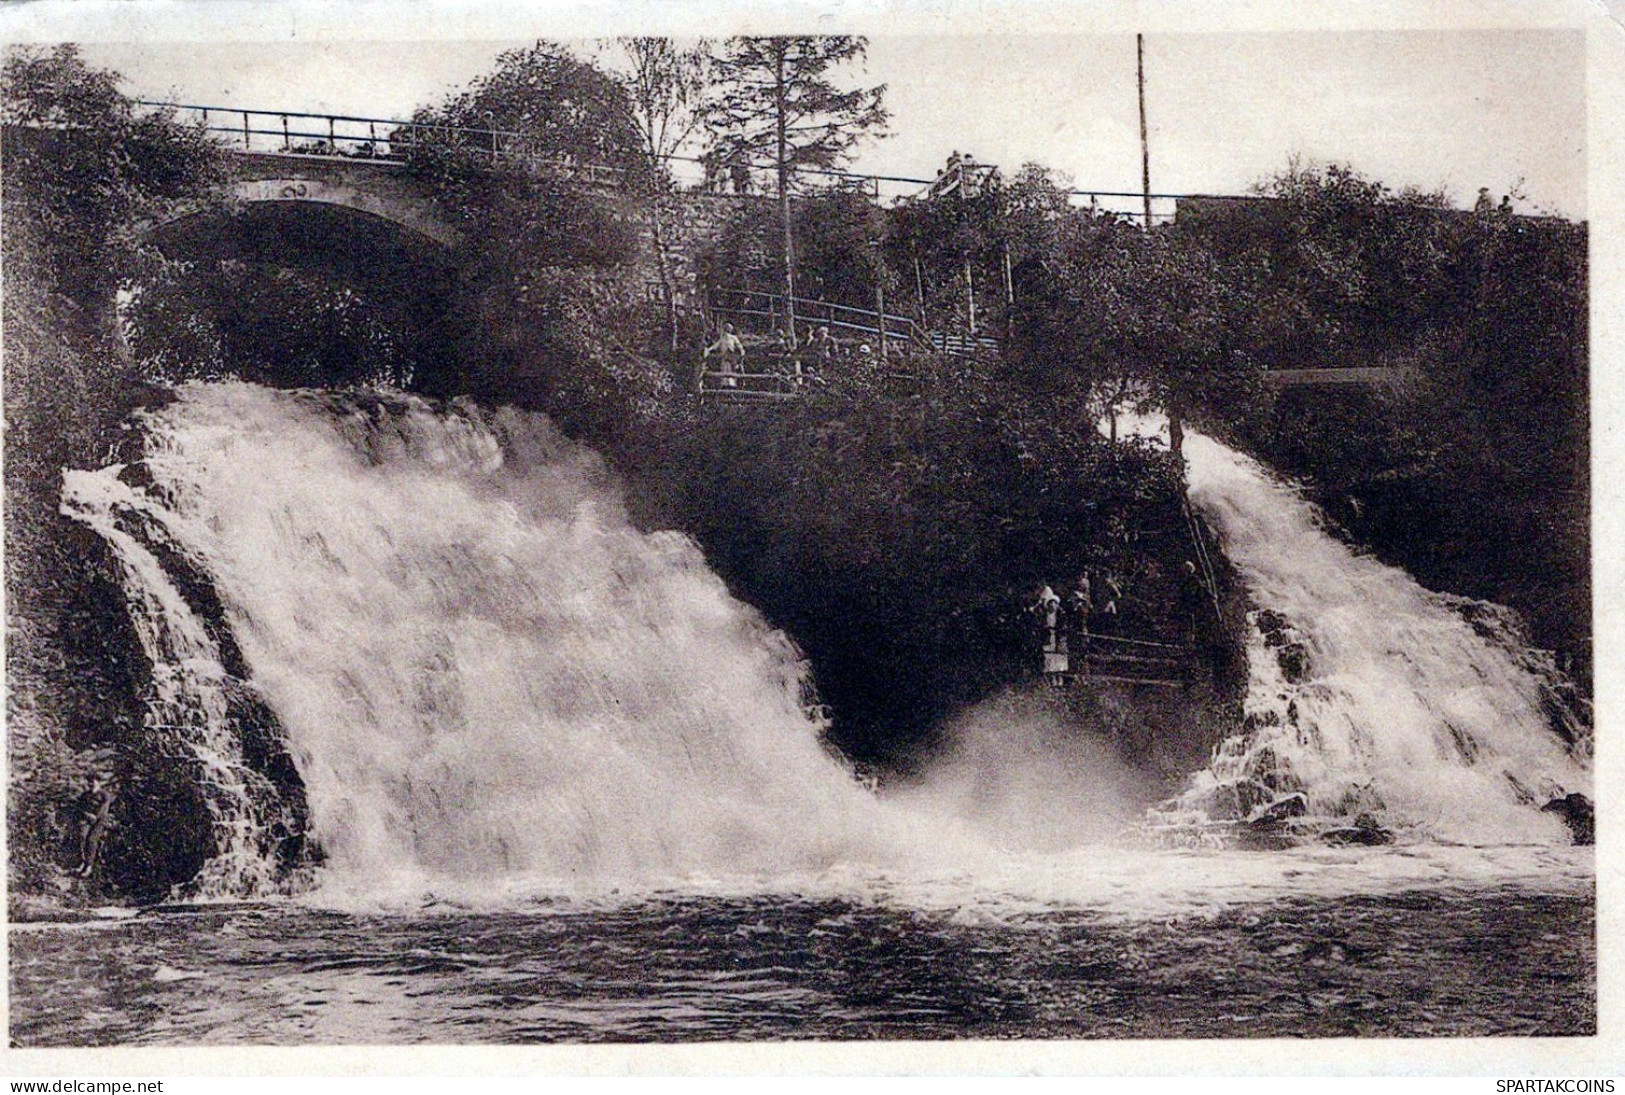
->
[60,466,304,897]
[1153,429,1590,846]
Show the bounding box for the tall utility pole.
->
[1137,33,1152,230]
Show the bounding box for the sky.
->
[18,16,1588,220]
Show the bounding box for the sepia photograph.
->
[0,0,1614,1071]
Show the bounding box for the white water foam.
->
[62,385,1589,914]
[1164,422,1589,845]
[61,464,297,897]
[81,383,939,900]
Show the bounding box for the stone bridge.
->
[222,152,462,248]
[163,147,713,306]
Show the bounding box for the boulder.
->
[1277,643,1310,682]
[1541,793,1594,846]
[1190,778,1274,822]
[1249,792,1308,826]
[1320,812,1394,846]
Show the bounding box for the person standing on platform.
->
[701,322,745,390]
[1067,573,1094,659]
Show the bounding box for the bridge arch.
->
[136,164,464,392]
[225,175,461,249]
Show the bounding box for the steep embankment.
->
[4,274,195,901]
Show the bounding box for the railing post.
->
[281,114,290,153]
[242,111,250,150]
[328,116,336,153]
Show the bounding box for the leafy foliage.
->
[1010,213,1265,433]
[704,37,888,316]
[126,260,422,388]
[644,368,1187,764]
[399,40,648,221]
[3,45,233,901]
[1191,162,1590,676]
[2,44,228,305]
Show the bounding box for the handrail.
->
[1086,633,1196,655]
[133,99,626,186]
[707,286,1009,359]
[709,286,921,336]
[131,99,1259,219]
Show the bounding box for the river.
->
[16,382,1591,1045]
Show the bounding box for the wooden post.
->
[1138,33,1152,230]
[873,178,888,361]
[876,273,888,361]
[913,248,927,324]
[1002,241,1015,342]
[964,255,976,335]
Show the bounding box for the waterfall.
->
[63,383,897,899]
[60,465,301,897]
[62,385,1588,904]
[1161,428,1590,845]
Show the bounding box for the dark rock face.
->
[1321,812,1394,846]
[1254,609,1310,682]
[1250,792,1308,825]
[1542,793,1594,846]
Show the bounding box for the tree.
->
[1008,214,1262,445]
[602,37,712,185]
[599,37,713,347]
[400,41,646,220]
[2,44,227,306]
[705,36,888,335]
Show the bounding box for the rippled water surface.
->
[11,884,1593,1045]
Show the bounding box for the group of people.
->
[699,321,875,393]
[1029,571,1125,662]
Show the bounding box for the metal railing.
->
[134,99,625,186]
[133,100,1235,221]
[1042,632,1198,688]
[705,286,1004,358]
[696,367,807,402]
[706,286,923,347]
[927,329,1001,355]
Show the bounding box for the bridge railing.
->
[131,100,1258,226]
[135,100,625,186]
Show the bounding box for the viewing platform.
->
[1042,634,1198,689]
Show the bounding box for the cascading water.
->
[63,383,903,901]
[62,386,1590,911]
[32,386,1594,1044]
[60,465,303,897]
[1156,426,1590,845]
